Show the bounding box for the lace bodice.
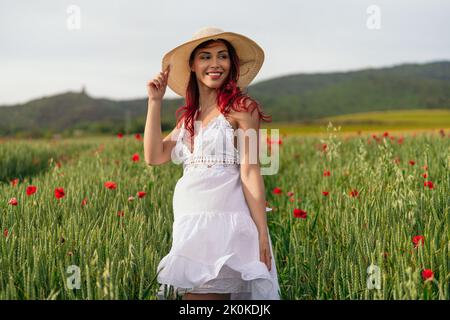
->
[171,113,240,171]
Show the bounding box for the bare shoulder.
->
[230,99,260,130]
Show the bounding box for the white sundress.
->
[156,112,281,300]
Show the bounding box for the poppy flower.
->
[272,187,282,195]
[117,133,123,138]
[135,133,142,140]
[349,189,359,197]
[8,198,18,206]
[323,170,331,177]
[10,178,19,187]
[104,181,117,189]
[423,165,428,171]
[322,191,329,196]
[412,235,425,248]
[26,185,37,196]
[287,191,294,197]
[293,208,307,219]
[383,131,389,137]
[3,228,8,237]
[322,144,327,152]
[408,160,415,166]
[421,269,434,281]
[117,210,124,217]
[137,191,146,198]
[54,187,65,199]
[81,198,88,206]
[132,153,140,162]
[424,181,434,189]
[422,173,428,179]
[397,136,404,144]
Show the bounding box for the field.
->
[262,109,450,136]
[0,120,449,299]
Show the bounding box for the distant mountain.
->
[0,60,449,137]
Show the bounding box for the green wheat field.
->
[0,120,449,300]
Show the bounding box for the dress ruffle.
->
[156,211,280,300]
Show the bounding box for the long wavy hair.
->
[174,39,271,141]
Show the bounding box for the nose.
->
[211,56,221,67]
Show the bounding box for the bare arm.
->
[143,98,163,165]
[143,67,170,165]
[237,104,272,271]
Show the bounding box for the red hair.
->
[174,39,271,140]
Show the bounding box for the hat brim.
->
[162,31,264,97]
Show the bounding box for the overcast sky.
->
[0,0,449,105]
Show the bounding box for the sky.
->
[0,0,449,105]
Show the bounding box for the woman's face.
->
[190,41,231,91]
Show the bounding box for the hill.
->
[0,60,449,137]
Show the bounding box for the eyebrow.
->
[198,50,228,54]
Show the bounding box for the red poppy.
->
[104,181,117,189]
[323,170,331,177]
[422,173,428,179]
[322,144,327,151]
[287,191,294,197]
[10,178,19,187]
[293,208,307,219]
[349,189,359,197]
[54,187,65,199]
[137,191,146,198]
[135,133,142,140]
[8,198,18,206]
[132,153,140,162]
[423,165,428,171]
[117,133,123,138]
[397,136,404,144]
[383,131,389,137]
[81,198,88,206]
[117,210,124,217]
[3,228,8,237]
[421,269,434,281]
[272,187,282,195]
[409,160,415,166]
[412,235,425,248]
[424,181,434,189]
[26,185,37,196]
[322,191,329,196]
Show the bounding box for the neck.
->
[198,84,218,113]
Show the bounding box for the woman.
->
[144,27,280,300]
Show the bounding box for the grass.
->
[0,121,448,299]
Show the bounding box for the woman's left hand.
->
[259,234,272,271]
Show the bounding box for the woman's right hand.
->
[147,66,170,101]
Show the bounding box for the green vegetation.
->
[0,61,449,138]
[0,126,448,299]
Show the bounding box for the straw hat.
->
[162,27,265,97]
